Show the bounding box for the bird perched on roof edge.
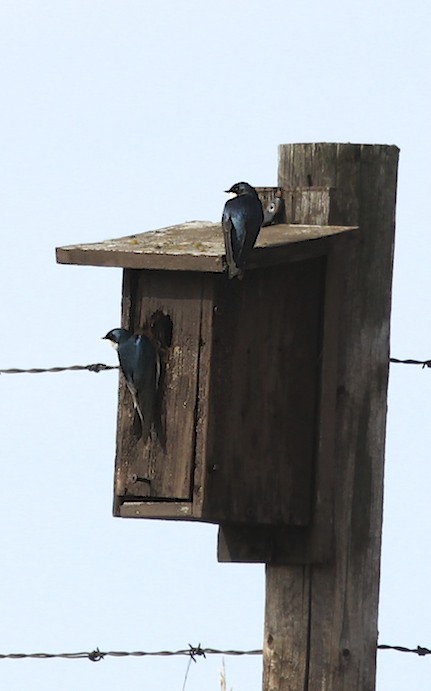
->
[103,328,160,442]
[222,181,264,279]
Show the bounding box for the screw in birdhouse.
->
[130,473,151,484]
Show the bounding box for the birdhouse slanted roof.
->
[56,220,357,272]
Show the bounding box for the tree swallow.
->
[103,328,160,442]
[222,181,264,279]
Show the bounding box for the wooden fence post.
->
[263,143,399,690]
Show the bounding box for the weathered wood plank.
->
[55,221,357,272]
[218,525,312,564]
[284,187,337,225]
[120,501,193,518]
[264,565,310,686]
[203,257,324,525]
[263,143,399,690]
[192,274,215,518]
[113,270,203,513]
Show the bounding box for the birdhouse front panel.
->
[114,268,205,511]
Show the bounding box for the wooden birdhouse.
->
[56,143,398,564]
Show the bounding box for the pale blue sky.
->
[0,1,430,689]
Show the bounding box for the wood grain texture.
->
[192,274,215,517]
[264,565,311,686]
[120,501,193,519]
[217,246,342,561]
[113,269,203,513]
[218,524,311,563]
[202,258,324,525]
[263,143,399,690]
[55,221,356,272]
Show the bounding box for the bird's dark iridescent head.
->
[225,181,257,198]
[102,328,132,349]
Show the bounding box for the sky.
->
[0,0,430,689]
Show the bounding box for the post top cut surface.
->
[56,220,357,271]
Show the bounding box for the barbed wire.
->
[0,363,118,375]
[0,645,261,662]
[377,644,431,656]
[0,643,428,662]
[389,358,431,368]
[0,358,429,377]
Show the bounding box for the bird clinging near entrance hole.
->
[103,328,160,442]
[222,181,264,279]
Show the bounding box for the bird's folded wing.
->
[222,214,237,276]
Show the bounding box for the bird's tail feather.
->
[131,390,154,443]
[130,392,149,442]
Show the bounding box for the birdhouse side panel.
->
[201,258,325,525]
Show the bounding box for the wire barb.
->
[188,644,206,662]
[88,648,105,662]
